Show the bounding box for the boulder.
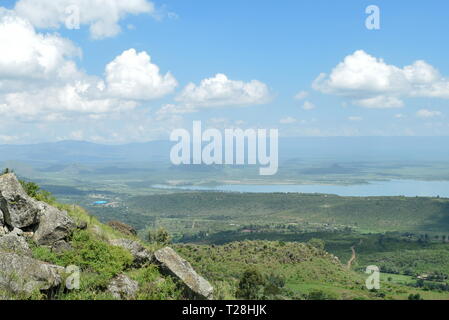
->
[51,240,73,253]
[153,247,214,300]
[0,174,41,229]
[107,274,139,300]
[0,253,64,296]
[33,203,76,246]
[0,233,31,256]
[109,239,153,267]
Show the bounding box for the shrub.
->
[148,227,172,245]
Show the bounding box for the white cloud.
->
[0,9,81,87]
[14,0,155,39]
[348,116,363,121]
[313,50,449,108]
[176,73,272,108]
[0,11,177,121]
[105,49,177,100]
[352,96,404,109]
[416,109,442,119]
[280,117,298,124]
[394,113,406,119]
[294,90,308,100]
[302,101,316,110]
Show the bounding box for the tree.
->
[236,268,266,300]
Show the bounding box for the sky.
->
[1,0,449,144]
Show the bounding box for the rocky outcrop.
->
[107,221,137,236]
[0,233,31,256]
[107,274,139,300]
[33,203,76,245]
[109,239,153,267]
[0,173,75,246]
[153,247,214,300]
[0,174,41,229]
[0,253,64,296]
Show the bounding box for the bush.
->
[408,293,423,300]
[19,180,55,204]
[59,231,133,278]
[148,227,172,245]
[129,266,182,300]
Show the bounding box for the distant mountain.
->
[1,137,449,165]
[0,140,173,164]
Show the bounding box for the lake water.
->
[152,180,449,198]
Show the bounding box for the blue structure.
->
[93,201,108,205]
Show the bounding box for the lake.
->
[152,180,449,198]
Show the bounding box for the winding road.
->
[346,246,356,270]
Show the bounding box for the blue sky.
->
[0,0,449,144]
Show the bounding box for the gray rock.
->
[33,203,76,246]
[0,207,4,226]
[153,247,214,300]
[0,174,41,229]
[0,233,31,256]
[51,240,72,253]
[10,228,23,236]
[0,253,63,296]
[109,239,153,267]
[107,274,139,300]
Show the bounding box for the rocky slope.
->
[0,173,213,300]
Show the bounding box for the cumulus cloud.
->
[176,73,272,108]
[0,9,81,87]
[416,109,442,119]
[0,11,177,121]
[14,0,155,39]
[348,116,363,121]
[313,50,449,108]
[105,49,177,100]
